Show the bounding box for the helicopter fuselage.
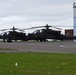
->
[1,31,26,42]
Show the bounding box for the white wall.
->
[74,7,76,18]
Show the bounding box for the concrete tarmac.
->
[0,41,76,53]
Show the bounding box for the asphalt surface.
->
[0,41,76,53]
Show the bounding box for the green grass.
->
[0,52,76,75]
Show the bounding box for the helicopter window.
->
[40,30,42,33]
[7,32,9,35]
[33,30,41,34]
[33,31,37,34]
[37,30,40,33]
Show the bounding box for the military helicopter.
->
[0,24,76,42]
[0,27,27,42]
[23,24,76,42]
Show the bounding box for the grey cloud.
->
[0,0,73,16]
[0,0,75,29]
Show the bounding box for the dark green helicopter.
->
[23,24,76,42]
[0,27,26,42]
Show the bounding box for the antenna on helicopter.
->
[45,24,50,30]
[12,26,16,32]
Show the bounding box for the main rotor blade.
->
[0,27,24,32]
[23,24,62,30]
[0,29,9,31]
[49,25,62,30]
[23,26,44,30]
[51,26,62,30]
[9,27,24,32]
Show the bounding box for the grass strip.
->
[0,52,76,75]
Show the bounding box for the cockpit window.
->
[33,30,40,34]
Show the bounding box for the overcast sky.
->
[0,0,76,33]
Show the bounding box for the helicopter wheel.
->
[44,39,46,42]
[7,38,12,42]
[3,39,6,42]
[40,39,46,42]
[40,39,43,42]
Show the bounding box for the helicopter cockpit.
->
[33,29,46,34]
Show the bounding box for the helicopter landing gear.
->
[40,39,46,42]
[3,39,6,42]
[40,39,43,42]
[7,38,12,42]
